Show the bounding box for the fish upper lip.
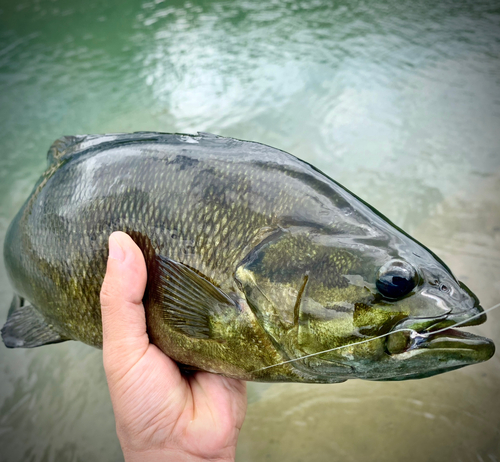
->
[391,300,487,336]
[424,302,487,332]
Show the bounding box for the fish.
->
[1,132,495,383]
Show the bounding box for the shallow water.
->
[0,0,499,461]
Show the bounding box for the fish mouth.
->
[385,305,495,362]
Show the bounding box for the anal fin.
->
[1,296,67,348]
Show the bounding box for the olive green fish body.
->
[2,132,495,382]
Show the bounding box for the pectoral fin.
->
[152,256,237,339]
[1,296,67,348]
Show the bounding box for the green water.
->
[1,0,499,460]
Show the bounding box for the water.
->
[0,0,499,460]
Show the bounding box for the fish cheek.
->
[295,296,410,369]
[296,296,355,352]
[352,303,409,337]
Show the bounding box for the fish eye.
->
[376,260,418,299]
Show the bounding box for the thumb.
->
[100,231,149,373]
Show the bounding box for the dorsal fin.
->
[46,132,178,166]
[47,135,92,166]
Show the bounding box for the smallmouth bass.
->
[1,132,495,382]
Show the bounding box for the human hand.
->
[100,231,247,462]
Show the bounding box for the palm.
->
[100,232,247,461]
[115,345,246,458]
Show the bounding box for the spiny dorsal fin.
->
[47,135,91,166]
[1,297,67,348]
[153,256,237,339]
[46,132,170,166]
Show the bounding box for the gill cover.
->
[235,227,378,377]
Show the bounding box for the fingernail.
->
[108,234,125,261]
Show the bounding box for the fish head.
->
[236,226,495,382]
[353,248,495,381]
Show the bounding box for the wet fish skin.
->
[1,132,495,383]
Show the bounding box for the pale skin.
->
[100,231,247,462]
